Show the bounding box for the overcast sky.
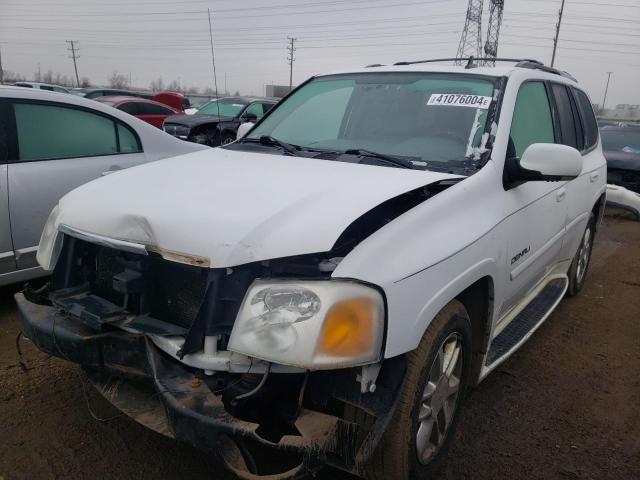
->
[1,0,638,106]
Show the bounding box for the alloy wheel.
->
[415,332,463,464]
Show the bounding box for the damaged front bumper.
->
[16,293,405,479]
[606,184,640,220]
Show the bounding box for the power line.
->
[4,0,456,15]
[65,40,80,87]
[0,0,461,20]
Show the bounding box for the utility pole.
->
[602,71,613,110]
[287,36,296,90]
[66,40,80,87]
[0,47,3,84]
[551,0,565,68]
[207,8,221,117]
[38,62,41,82]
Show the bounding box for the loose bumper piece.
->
[16,293,404,479]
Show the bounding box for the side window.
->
[573,88,599,150]
[261,102,275,115]
[40,85,54,91]
[12,102,140,161]
[119,102,140,115]
[509,82,555,158]
[243,103,264,119]
[53,87,68,93]
[551,84,579,150]
[138,103,175,115]
[117,123,142,153]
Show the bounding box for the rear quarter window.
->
[573,88,599,151]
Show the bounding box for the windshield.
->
[601,129,640,153]
[247,72,497,164]
[198,98,248,117]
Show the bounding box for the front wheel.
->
[366,300,472,480]
[220,132,236,146]
[567,212,596,297]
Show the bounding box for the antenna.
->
[207,8,221,118]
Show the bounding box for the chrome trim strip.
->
[59,224,148,256]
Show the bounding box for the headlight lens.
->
[36,205,63,271]
[228,280,384,369]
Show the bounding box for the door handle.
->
[556,189,566,202]
[101,167,122,176]
[590,172,600,183]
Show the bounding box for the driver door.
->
[499,81,568,316]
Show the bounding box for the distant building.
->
[265,84,293,98]
[598,104,640,122]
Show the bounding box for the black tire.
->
[366,300,472,480]
[220,132,236,146]
[567,212,596,297]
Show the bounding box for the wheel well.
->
[455,276,494,385]
[592,193,606,230]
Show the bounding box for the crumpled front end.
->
[18,229,406,479]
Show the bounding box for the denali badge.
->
[511,246,531,265]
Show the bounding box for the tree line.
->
[2,68,237,96]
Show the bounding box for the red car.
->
[96,96,181,128]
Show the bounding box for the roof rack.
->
[390,57,576,81]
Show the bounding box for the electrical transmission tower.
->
[66,40,80,87]
[455,0,484,64]
[481,0,504,66]
[286,36,296,90]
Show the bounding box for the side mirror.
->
[504,143,582,189]
[236,122,255,140]
[240,112,258,123]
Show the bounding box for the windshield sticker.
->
[427,93,492,109]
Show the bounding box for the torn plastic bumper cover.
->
[15,293,405,479]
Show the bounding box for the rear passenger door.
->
[0,101,14,274]
[558,86,606,260]
[7,100,146,270]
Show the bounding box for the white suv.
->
[18,59,606,480]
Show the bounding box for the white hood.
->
[50,148,459,268]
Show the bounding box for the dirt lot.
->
[1,212,638,480]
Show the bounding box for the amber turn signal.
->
[318,298,377,357]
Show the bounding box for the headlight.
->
[227,280,385,369]
[36,205,63,271]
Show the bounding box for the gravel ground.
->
[0,212,638,480]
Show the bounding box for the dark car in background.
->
[163,96,277,146]
[601,125,640,193]
[96,96,181,128]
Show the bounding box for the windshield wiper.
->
[236,135,302,156]
[343,148,418,169]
